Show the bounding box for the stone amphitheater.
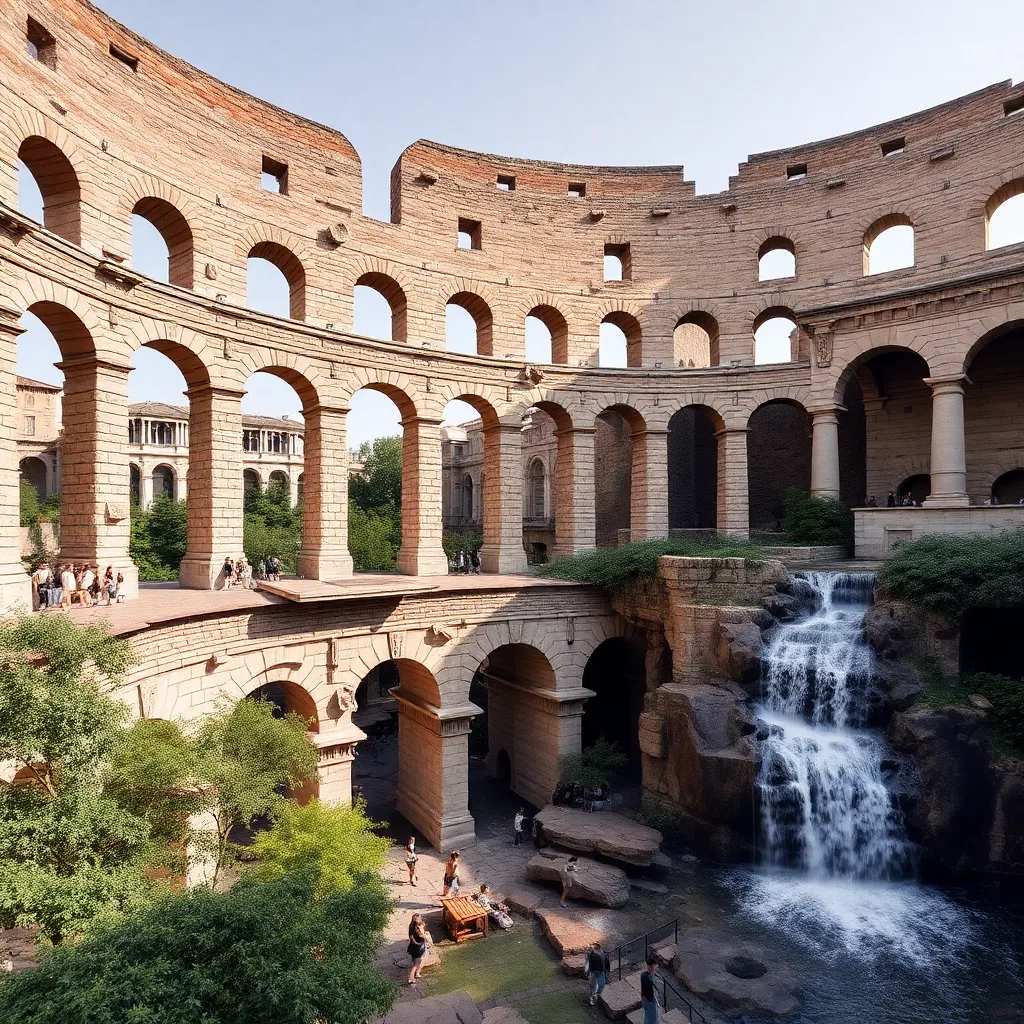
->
[2,0,1023,851]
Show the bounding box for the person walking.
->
[32,562,50,611]
[102,566,115,606]
[442,851,460,896]
[559,856,578,907]
[114,571,125,603]
[60,564,75,610]
[405,836,419,886]
[586,941,611,1006]
[80,564,96,607]
[640,953,660,1023]
[513,807,525,846]
[406,913,427,986]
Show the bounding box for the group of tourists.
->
[551,781,610,812]
[221,554,284,589]
[31,562,123,610]
[449,549,481,574]
[586,942,663,1022]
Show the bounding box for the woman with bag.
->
[406,913,427,985]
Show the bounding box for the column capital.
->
[55,354,132,376]
[303,401,349,418]
[806,404,847,419]
[399,414,444,429]
[923,373,971,394]
[183,383,247,402]
[553,424,596,439]
[0,306,27,339]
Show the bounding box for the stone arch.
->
[752,304,802,364]
[238,353,323,412]
[243,468,262,490]
[599,304,643,368]
[151,463,177,501]
[832,342,933,408]
[674,309,721,368]
[991,468,1024,504]
[757,234,797,280]
[17,135,82,244]
[245,238,307,321]
[131,334,212,390]
[527,456,547,519]
[353,259,412,343]
[962,317,1024,376]
[668,402,725,532]
[521,298,570,365]
[446,290,494,356]
[19,456,48,501]
[862,211,916,275]
[746,397,811,531]
[131,195,196,289]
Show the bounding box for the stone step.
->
[626,1008,690,1024]
[598,972,644,1019]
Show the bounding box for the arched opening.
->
[521,410,558,560]
[269,469,289,489]
[354,272,407,343]
[758,237,796,281]
[753,307,801,365]
[526,304,568,364]
[246,680,320,806]
[528,458,546,519]
[986,181,1024,250]
[19,457,48,502]
[582,636,647,773]
[446,292,493,356]
[992,469,1024,505]
[243,469,261,491]
[668,405,720,532]
[476,643,560,813]
[897,474,930,505]
[747,400,811,532]
[247,242,305,320]
[132,197,194,288]
[863,215,915,275]
[151,464,175,500]
[18,136,81,243]
[594,406,639,547]
[527,401,577,557]
[600,311,642,368]
[297,472,305,505]
[674,312,719,368]
[130,464,141,504]
[440,397,495,569]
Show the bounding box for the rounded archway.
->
[674,312,719,368]
[152,464,176,501]
[668,405,722,531]
[582,636,646,767]
[992,469,1024,505]
[18,136,81,244]
[863,214,915,275]
[747,400,811,532]
[245,680,320,805]
[19,456,48,503]
[525,304,569,364]
[897,474,930,505]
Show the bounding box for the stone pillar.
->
[924,375,970,507]
[809,407,842,499]
[393,691,479,851]
[715,427,750,538]
[0,309,32,609]
[296,404,353,580]
[179,385,244,589]
[315,722,366,805]
[552,425,596,558]
[631,428,669,541]
[185,808,219,888]
[395,416,449,576]
[56,354,138,597]
[479,422,528,574]
[140,461,154,509]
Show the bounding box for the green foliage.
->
[965,673,1024,757]
[19,481,41,528]
[250,800,390,898]
[129,498,188,581]
[878,529,1024,620]
[349,435,402,513]
[638,807,691,852]
[242,482,302,572]
[0,869,397,1024]
[559,738,628,788]
[41,493,60,524]
[782,488,853,546]
[443,527,482,561]
[348,502,401,571]
[539,538,763,592]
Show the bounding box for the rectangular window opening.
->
[261,155,289,194]
[109,42,139,71]
[24,416,36,436]
[496,174,516,191]
[457,217,482,250]
[568,182,586,198]
[786,163,808,181]
[27,17,56,68]
[881,137,906,157]
[1004,96,1024,118]
[603,242,632,282]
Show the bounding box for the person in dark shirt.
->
[640,953,660,1023]
[587,941,611,1005]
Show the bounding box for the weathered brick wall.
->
[746,402,811,529]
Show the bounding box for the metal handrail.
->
[606,917,711,1024]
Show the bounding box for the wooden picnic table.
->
[439,896,488,942]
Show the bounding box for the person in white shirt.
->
[32,563,51,610]
[60,565,76,610]
[80,567,95,606]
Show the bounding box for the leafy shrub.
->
[559,738,628,787]
[964,673,1024,757]
[19,480,41,528]
[782,488,853,546]
[129,497,188,581]
[538,538,762,592]
[348,502,401,571]
[443,527,482,561]
[878,529,1024,620]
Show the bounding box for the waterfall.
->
[757,571,915,880]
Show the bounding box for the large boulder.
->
[671,928,803,1018]
[533,807,664,867]
[526,851,630,907]
[535,908,607,957]
[715,618,763,687]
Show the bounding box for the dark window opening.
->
[568,182,586,198]
[496,174,516,191]
[961,608,1024,679]
[1004,96,1024,118]
[603,242,632,281]
[27,17,56,68]
[109,42,139,71]
[261,155,288,194]
[881,137,906,157]
[786,163,808,181]
[457,217,482,250]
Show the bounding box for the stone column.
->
[296,403,353,580]
[140,461,154,509]
[809,407,842,499]
[479,422,528,574]
[179,385,244,589]
[552,425,596,557]
[56,353,138,596]
[393,691,479,851]
[395,415,449,576]
[315,722,366,805]
[715,427,750,538]
[631,428,670,541]
[924,374,970,507]
[0,309,32,609]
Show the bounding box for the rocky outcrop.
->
[533,806,664,867]
[671,929,803,1018]
[714,615,764,688]
[535,908,608,957]
[526,851,630,907]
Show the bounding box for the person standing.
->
[442,851,460,896]
[222,556,233,588]
[405,836,419,886]
[559,856,578,908]
[79,564,95,606]
[513,807,525,846]
[60,564,75,610]
[640,953,660,1023]
[102,566,115,606]
[406,913,427,986]
[586,941,611,1006]
[887,491,896,508]
[32,562,50,611]
[532,817,545,850]
[114,571,125,603]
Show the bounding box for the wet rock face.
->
[715,619,763,688]
[533,807,664,867]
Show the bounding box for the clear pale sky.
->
[15,0,1024,447]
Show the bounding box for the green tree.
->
[19,480,41,528]
[348,502,400,571]
[349,435,402,512]
[559,738,628,788]
[129,499,188,581]
[782,487,853,546]
[0,869,397,1024]
[243,481,302,571]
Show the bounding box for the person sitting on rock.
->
[559,856,578,908]
[474,884,513,930]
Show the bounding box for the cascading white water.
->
[757,572,914,880]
